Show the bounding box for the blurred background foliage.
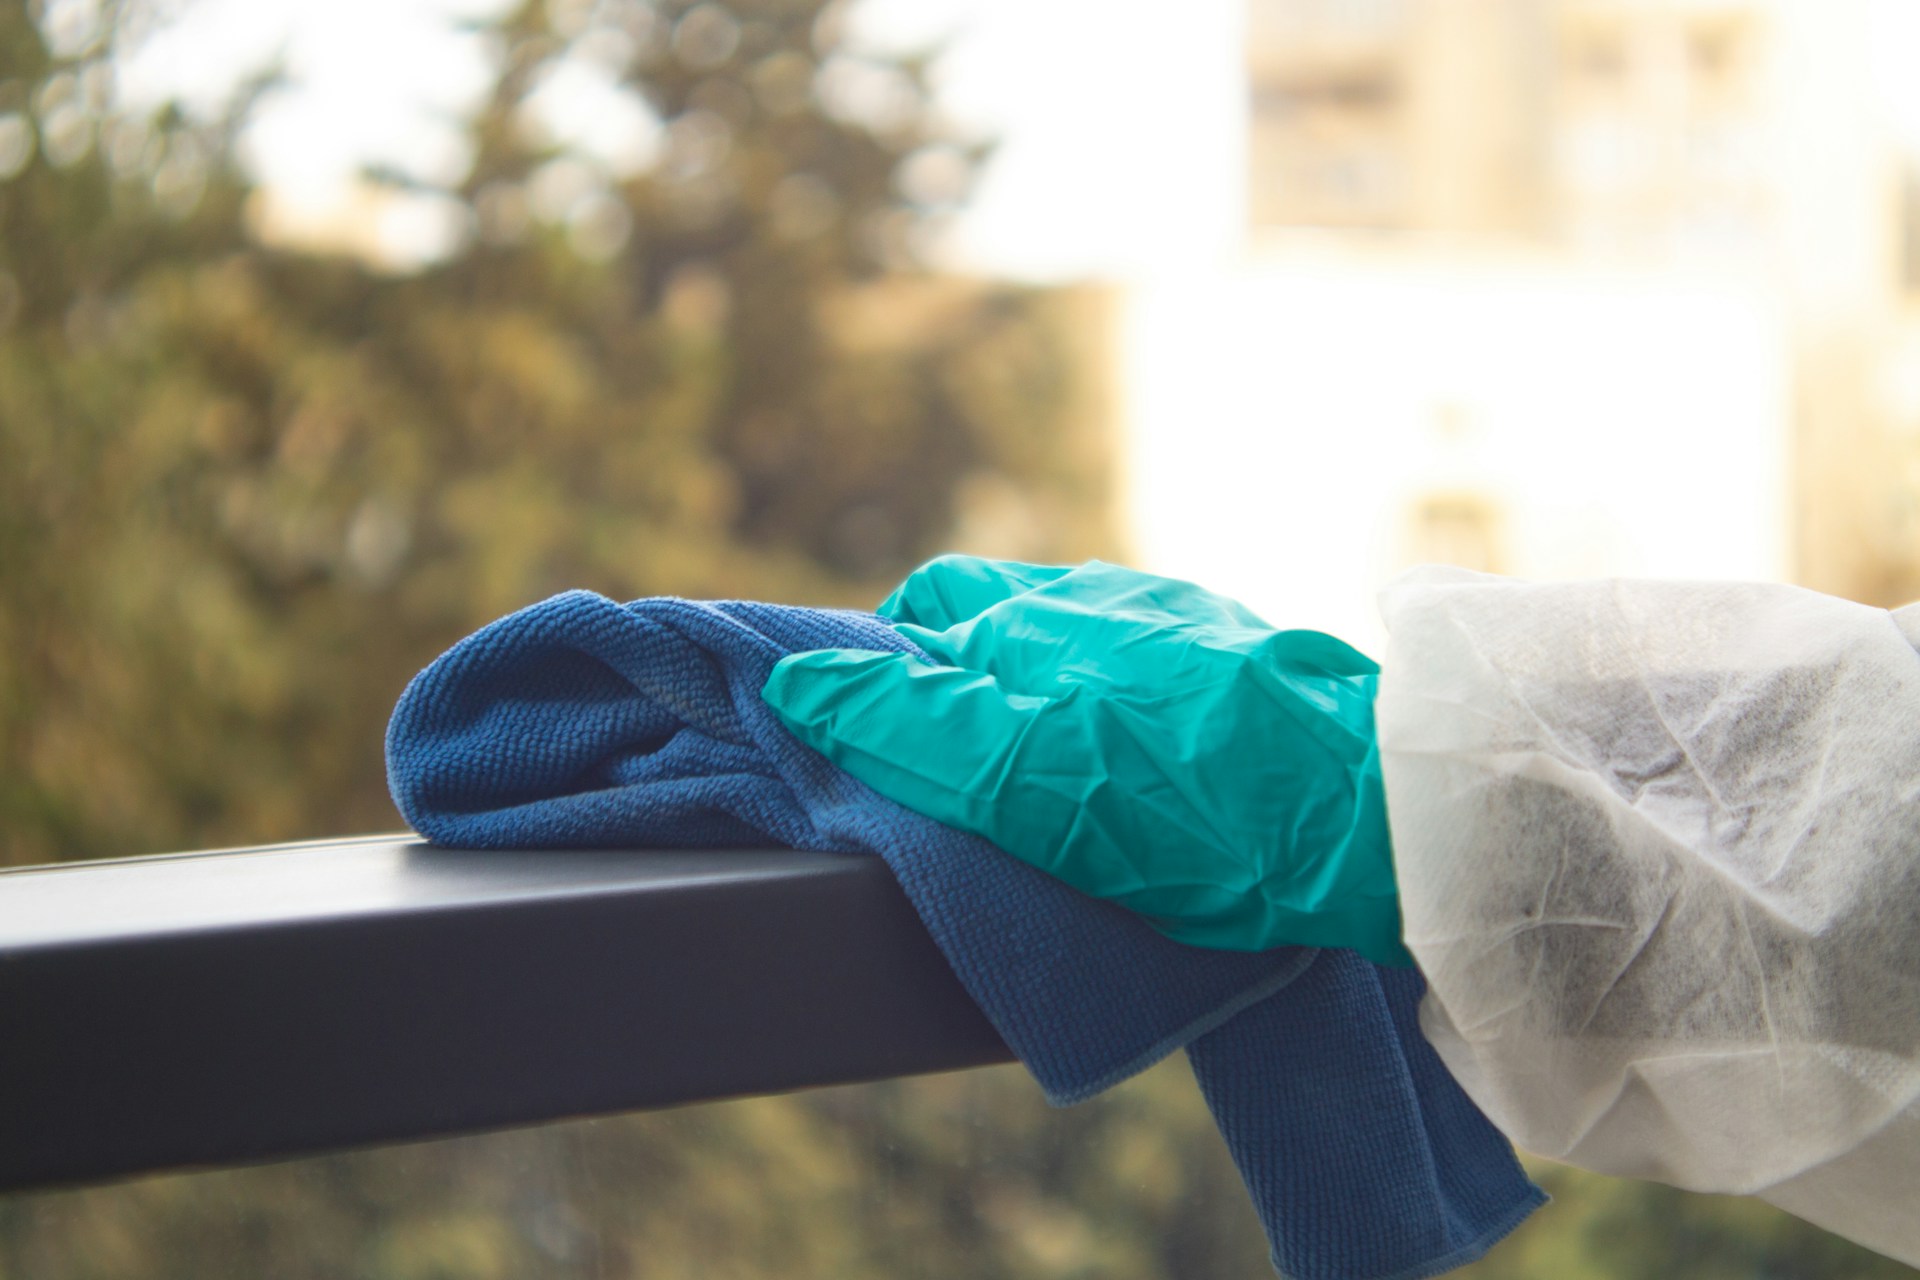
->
[4,1060,1917,1280]
[0,0,1913,1276]
[0,0,1115,867]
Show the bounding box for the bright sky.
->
[109,0,1246,280]
[853,0,1245,278]
[115,0,501,201]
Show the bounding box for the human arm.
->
[1376,567,1920,1265]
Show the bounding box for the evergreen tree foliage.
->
[0,0,1113,865]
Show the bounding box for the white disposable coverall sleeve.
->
[1375,567,1920,1266]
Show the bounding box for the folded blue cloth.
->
[386,590,1544,1280]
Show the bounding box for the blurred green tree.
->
[0,0,1115,866]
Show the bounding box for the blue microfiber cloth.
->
[386,590,1545,1280]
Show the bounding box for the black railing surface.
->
[0,836,1015,1193]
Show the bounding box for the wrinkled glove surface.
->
[762,556,1409,966]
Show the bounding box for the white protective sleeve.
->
[1375,567,1920,1265]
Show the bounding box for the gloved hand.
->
[761,556,1410,966]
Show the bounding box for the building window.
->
[1902,165,1920,297]
[1409,493,1505,574]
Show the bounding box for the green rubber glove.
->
[762,556,1409,967]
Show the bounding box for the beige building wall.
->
[1247,0,1778,249]
[1123,252,1791,655]
[1760,0,1918,603]
[1239,0,1920,605]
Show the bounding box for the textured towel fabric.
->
[386,590,1545,1280]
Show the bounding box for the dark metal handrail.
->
[0,836,1014,1192]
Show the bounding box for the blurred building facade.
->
[1245,0,1780,252]
[1130,0,1920,645]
